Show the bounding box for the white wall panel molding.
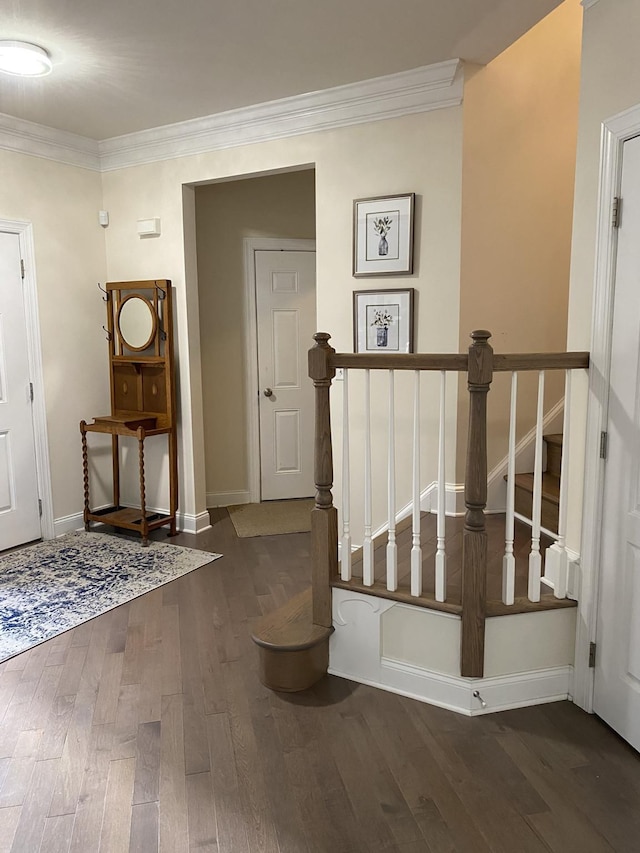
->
[331,588,573,716]
[98,60,463,171]
[0,111,101,171]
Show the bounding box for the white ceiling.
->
[0,0,563,141]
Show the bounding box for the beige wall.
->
[317,114,463,541]
[195,170,316,501]
[0,1,587,537]
[0,150,108,523]
[101,107,463,530]
[457,0,582,478]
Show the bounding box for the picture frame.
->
[353,193,415,277]
[353,288,415,354]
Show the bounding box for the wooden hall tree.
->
[80,280,178,545]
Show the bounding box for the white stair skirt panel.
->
[330,589,575,716]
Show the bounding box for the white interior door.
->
[0,231,41,550]
[594,133,640,752]
[256,249,316,500]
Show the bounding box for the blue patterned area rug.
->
[0,531,221,662]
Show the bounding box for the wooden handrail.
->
[493,352,589,371]
[330,353,468,371]
[330,351,588,373]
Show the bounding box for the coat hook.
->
[102,325,112,341]
[156,287,166,300]
[97,282,109,302]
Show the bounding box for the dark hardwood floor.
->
[0,510,638,852]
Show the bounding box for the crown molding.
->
[0,111,100,171]
[581,0,601,9]
[98,59,463,171]
[0,59,462,173]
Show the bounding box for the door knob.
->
[263,388,273,397]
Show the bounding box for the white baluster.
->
[411,370,422,596]
[340,368,351,581]
[435,370,447,602]
[528,371,544,602]
[502,371,518,605]
[386,370,398,591]
[545,370,571,598]
[363,369,374,586]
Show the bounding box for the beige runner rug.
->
[227,499,314,538]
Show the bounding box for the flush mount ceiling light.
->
[0,41,52,77]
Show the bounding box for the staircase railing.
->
[308,330,589,678]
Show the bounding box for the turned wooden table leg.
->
[168,430,178,536]
[137,427,149,546]
[112,435,120,508]
[80,420,90,531]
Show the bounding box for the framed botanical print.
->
[353,288,415,353]
[353,193,415,277]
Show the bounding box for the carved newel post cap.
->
[470,330,492,344]
[313,332,332,346]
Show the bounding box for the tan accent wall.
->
[195,170,316,501]
[456,0,582,481]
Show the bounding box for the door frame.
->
[243,237,316,503]
[0,219,54,541]
[574,104,640,712]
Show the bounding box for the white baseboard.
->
[178,510,212,535]
[329,658,572,716]
[55,506,212,538]
[329,654,571,717]
[421,481,466,516]
[206,490,252,507]
[330,587,572,716]
[375,659,572,716]
[54,511,86,537]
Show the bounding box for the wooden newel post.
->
[461,330,493,678]
[308,332,337,629]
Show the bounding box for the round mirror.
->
[117,295,157,351]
